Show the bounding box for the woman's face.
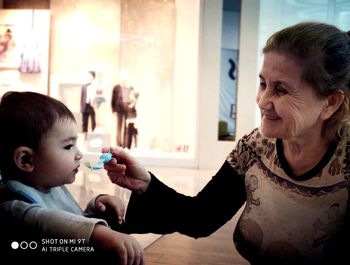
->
[256,52,329,141]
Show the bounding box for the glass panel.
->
[0,10,50,97]
[117,0,175,150]
[218,0,241,141]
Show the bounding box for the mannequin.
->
[111,84,139,148]
[124,86,139,149]
[92,88,106,128]
[111,84,126,147]
[80,71,97,141]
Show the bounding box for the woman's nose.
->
[257,88,273,110]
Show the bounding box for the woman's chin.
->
[259,126,279,139]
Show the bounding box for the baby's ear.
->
[14,147,34,172]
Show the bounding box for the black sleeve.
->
[120,161,246,238]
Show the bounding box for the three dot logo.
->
[11,241,37,250]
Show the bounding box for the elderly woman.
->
[104,22,350,265]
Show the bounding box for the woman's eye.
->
[259,82,266,89]
[275,85,287,95]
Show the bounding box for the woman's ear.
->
[321,90,345,120]
[14,147,34,172]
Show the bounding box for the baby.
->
[0,91,144,264]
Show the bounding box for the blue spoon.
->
[84,152,112,170]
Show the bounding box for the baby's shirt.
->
[0,180,108,244]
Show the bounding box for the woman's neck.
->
[282,133,333,177]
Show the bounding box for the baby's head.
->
[0,91,76,181]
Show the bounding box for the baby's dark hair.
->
[0,91,76,179]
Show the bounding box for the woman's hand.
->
[102,147,151,194]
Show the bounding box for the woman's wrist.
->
[139,172,152,194]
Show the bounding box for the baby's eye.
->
[64,144,74,150]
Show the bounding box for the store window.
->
[117,0,176,152]
[0,9,50,96]
[218,0,241,141]
[48,0,199,167]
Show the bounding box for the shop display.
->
[49,0,197,162]
[0,28,16,66]
[0,9,50,96]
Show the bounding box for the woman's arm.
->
[120,161,246,238]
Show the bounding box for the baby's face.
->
[29,119,83,191]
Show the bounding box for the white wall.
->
[171,0,200,158]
